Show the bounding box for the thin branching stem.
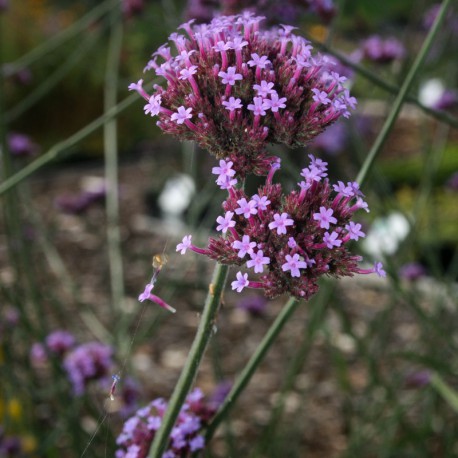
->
[104,2,125,318]
[311,36,458,130]
[205,296,300,441]
[356,0,454,186]
[2,0,116,77]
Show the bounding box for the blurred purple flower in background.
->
[45,330,76,357]
[54,177,107,214]
[30,343,48,367]
[446,172,458,191]
[7,133,39,157]
[405,370,431,389]
[236,294,268,316]
[63,342,114,396]
[360,35,405,64]
[399,262,427,282]
[122,0,144,18]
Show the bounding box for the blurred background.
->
[1,0,458,456]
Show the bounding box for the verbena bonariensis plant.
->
[177,154,385,300]
[128,11,384,458]
[129,13,356,177]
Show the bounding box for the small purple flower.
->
[313,207,337,230]
[218,66,243,85]
[301,165,326,183]
[228,36,248,51]
[138,283,176,313]
[179,65,198,80]
[373,261,386,277]
[233,235,257,258]
[312,88,331,105]
[176,235,193,254]
[144,94,162,116]
[264,92,287,112]
[246,250,270,273]
[288,237,297,248]
[323,231,341,249]
[333,181,353,196]
[138,283,154,302]
[268,212,294,235]
[253,80,276,97]
[282,254,308,277]
[216,211,236,233]
[171,106,193,124]
[222,97,243,111]
[212,159,236,180]
[252,194,271,211]
[345,222,365,241]
[247,97,269,116]
[231,272,249,293]
[235,198,257,218]
[247,53,271,69]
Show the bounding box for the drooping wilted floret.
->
[177,155,385,300]
[130,13,356,177]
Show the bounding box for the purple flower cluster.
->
[54,180,106,214]
[360,35,405,64]
[116,388,214,458]
[0,427,22,457]
[130,13,355,177]
[177,155,385,300]
[63,342,113,396]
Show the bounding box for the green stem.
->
[0,90,141,196]
[104,2,125,318]
[148,263,229,457]
[253,284,333,457]
[5,23,104,123]
[205,296,300,441]
[356,0,453,186]
[312,42,458,131]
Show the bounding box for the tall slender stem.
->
[205,296,300,441]
[356,0,453,186]
[104,1,125,319]
[2,0,115,77]
[0,91,140,196]
[148,263,229,457]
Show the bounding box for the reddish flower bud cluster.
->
[116,388,214,458]
[130,13,356,177]
[177,156,385,300]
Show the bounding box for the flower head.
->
[115,388,214,457]
[132,13,355,177]
[180,155,376,300]
[63,342,113,396]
